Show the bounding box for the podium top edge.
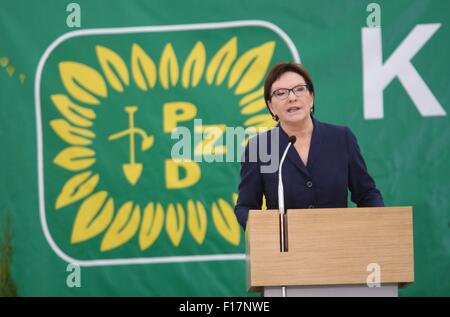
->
[249,206,413,213]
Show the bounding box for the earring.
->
[272,114,279,121]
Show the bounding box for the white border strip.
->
[35,20,300,267]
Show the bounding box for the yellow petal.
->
[55,171,99,209]
[50,119,95,145]
[139,202,164,250]
[206,37,237,86]
[239,87,264,106]
[131,43,157,91]
[165,203,185,247]
[187,200,207,245]
[241,98,266,115]
[182,41,206,88]
[53,146,95,171]
[232,193,238,206]
[211,198,240,246]
[96,45,129,92]
[59,61,107,105]
[159,43,179,90]
[51,94,95,127]
[101,202,141,252]
[228,41,275,95]
[71,191,113,244]
[244,114,276,129]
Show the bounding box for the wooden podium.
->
[246,207,414,297]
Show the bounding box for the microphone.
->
[278,135,296,215]
[278,135,296,298]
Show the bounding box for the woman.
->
[234,62,384,229]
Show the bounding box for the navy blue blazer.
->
[234,117,384,229]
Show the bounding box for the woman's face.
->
[268,71,314,125]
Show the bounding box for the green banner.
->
[0,0,449,296]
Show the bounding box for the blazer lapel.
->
[304,116,323,172]
[278,124,311,178]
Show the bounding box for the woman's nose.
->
[287,90,297,101]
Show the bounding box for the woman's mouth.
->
[287,106,302,114]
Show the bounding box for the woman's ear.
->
[309,92,315,107]
[267,100,274,115]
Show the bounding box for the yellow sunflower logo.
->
[37,23,298,262]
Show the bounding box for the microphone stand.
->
[278,135,296,297]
